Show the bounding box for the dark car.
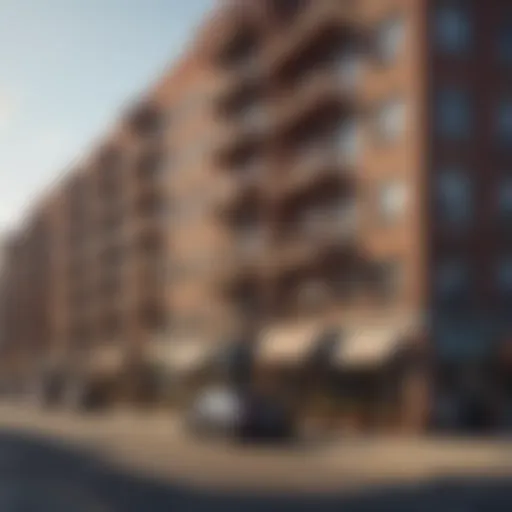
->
[186,386,295,442]
[239,393,295,442]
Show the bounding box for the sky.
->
[0,0,214,232]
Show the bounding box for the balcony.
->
[215,107,270,164]
[300,204,357,242]
[134,146,167,184]
[125,101,167,142]
[135,262,163,299]
[271,64,358,137]
[96,156,124,213]
[133,186,167,224]
[214,157,266,214]
[97,310,123,341]
[274,275,334,318]
[95,210,125,248]
[234,228,267,260]
[97,271,123,306]
[218,57,264,106]
[266,0,359,78]
[213,232,267,291]
[209,3,261,68]
[138,300,167,334]
[273,142,355,202]
[270,204,357,274]
[265,0,306,25]
[95,143,124,174]
[216,80,266,124]
[125,210,164,245]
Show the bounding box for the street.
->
[0,404,509,510]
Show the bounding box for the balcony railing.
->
[275,143,355,200]
[266,0,357,76]
[221,55,264,91]
[216,107,270,160]
[212,234,266,289]
[270,204,357,273]
[300,205,357,241]
[213,164,264,218]
[126,102,166,141]
[271,65,357,135]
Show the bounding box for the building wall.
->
[1,0,428,362]
[427,0,512,361]
[2,0,509,386]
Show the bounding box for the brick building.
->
[0,0,511,429]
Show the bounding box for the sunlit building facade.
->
[0,0,511,430]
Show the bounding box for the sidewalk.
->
[0,403,509,494]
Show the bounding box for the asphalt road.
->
[0,404,510,511]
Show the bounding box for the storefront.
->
[253,316,429,433]
[329,318,428,432]
[146,338,214,405]
[254,321,326,403]
[432,314,505,433]
[494,339,512,431]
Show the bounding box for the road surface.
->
[0,404,509,511]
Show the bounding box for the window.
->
[378,180,408,224]
[375,98,406,142]
[498,18,512,64]
[434,2,471,55]
[436,89,471,140]
[497,100,512,144]
[499,178,512,217]
[436,260,468,304]
[338,47,362,90]
[437,170,471,226]
[375,15,406,63]
[497,258,512,295]
[336,118,360,164]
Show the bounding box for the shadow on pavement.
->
[0,428,509,511]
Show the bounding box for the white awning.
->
[147,339,212,374]
[87,345,125,376]
[258,322,322,365]
[335,320,416,368]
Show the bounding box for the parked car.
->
[186,386,242,438]
[185,386,295,442]
[239,393,295,442]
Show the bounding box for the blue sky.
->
[0,0,214,231]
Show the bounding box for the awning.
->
[257,322,323,365]
[147,339,213,375]
[335,320,416,369]
[87,345,125,377]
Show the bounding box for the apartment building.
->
[0,0,511,429]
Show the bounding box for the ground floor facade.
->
[1,309,511,434]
